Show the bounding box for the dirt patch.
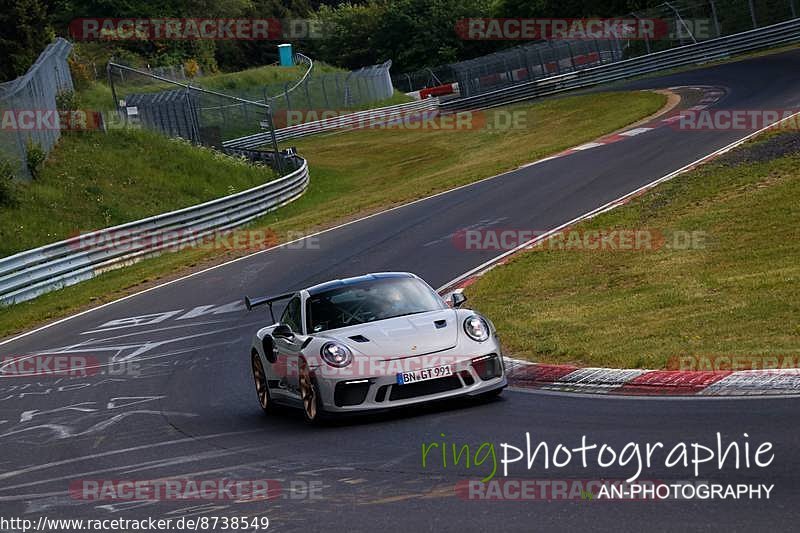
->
[720,131,800,165]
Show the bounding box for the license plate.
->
[396,364,453,385]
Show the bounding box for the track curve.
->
[2,49,800,531]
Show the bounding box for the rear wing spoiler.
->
[244,292,294,322]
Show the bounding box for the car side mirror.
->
[450,292,467,308]
[273,324,294,340]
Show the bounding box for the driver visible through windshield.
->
[306,277,445,333]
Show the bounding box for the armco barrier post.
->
[321,77,330,108]
[284,82,291,111]
[262,93,283,175]
[749,0,758,27]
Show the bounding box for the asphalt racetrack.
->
[2,49,800,531]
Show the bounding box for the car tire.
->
[299,358,325,425]
[252,351,275,415]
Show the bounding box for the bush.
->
[184,58,200,79]
[56,89,79,111]
[68,56,93,91]
[25,140,46,179]
[0,157,16,205]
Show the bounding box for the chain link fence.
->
[108,55,398,152]
[397,0,800,98]
[452,39,624,98]
[108,61,279,155]
[625,0,799,56]
[0,38,74,179]
[259,59,396,123]
[174,56,396,118]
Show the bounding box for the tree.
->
[0,0,54,81]
[309,0,497,73]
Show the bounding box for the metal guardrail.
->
[0,156,309,306]
[224,97,440,149]
[441,17,800,110]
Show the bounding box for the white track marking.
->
[619,127,654,136]
[0,430,262,482]
[0,445,265,496]
[573,142,605,150]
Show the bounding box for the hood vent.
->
[348,334,370,343]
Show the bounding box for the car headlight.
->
[320,342,353,367]
[464,315,490,342]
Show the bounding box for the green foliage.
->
[0,157,16,205]
[25,140,46,179]
[55,89,79,111]
[307,0,670,73]
[309,0,499,73]
[0,0,54,81]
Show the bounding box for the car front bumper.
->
[311,351,506,414]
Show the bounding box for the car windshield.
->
[306,277,445,333]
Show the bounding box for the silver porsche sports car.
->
[246,272,506,423]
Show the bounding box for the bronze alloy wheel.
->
[299,358,319,422]
[252,352,271,413]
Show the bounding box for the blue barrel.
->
[278,44,294,66]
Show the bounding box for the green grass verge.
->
[0,90,665,339]
[0,129,275,257]
[465,134,800,369]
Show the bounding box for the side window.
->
[280,296,302,333]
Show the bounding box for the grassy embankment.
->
[466,128,800,368]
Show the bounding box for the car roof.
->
[306,272,416,296]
